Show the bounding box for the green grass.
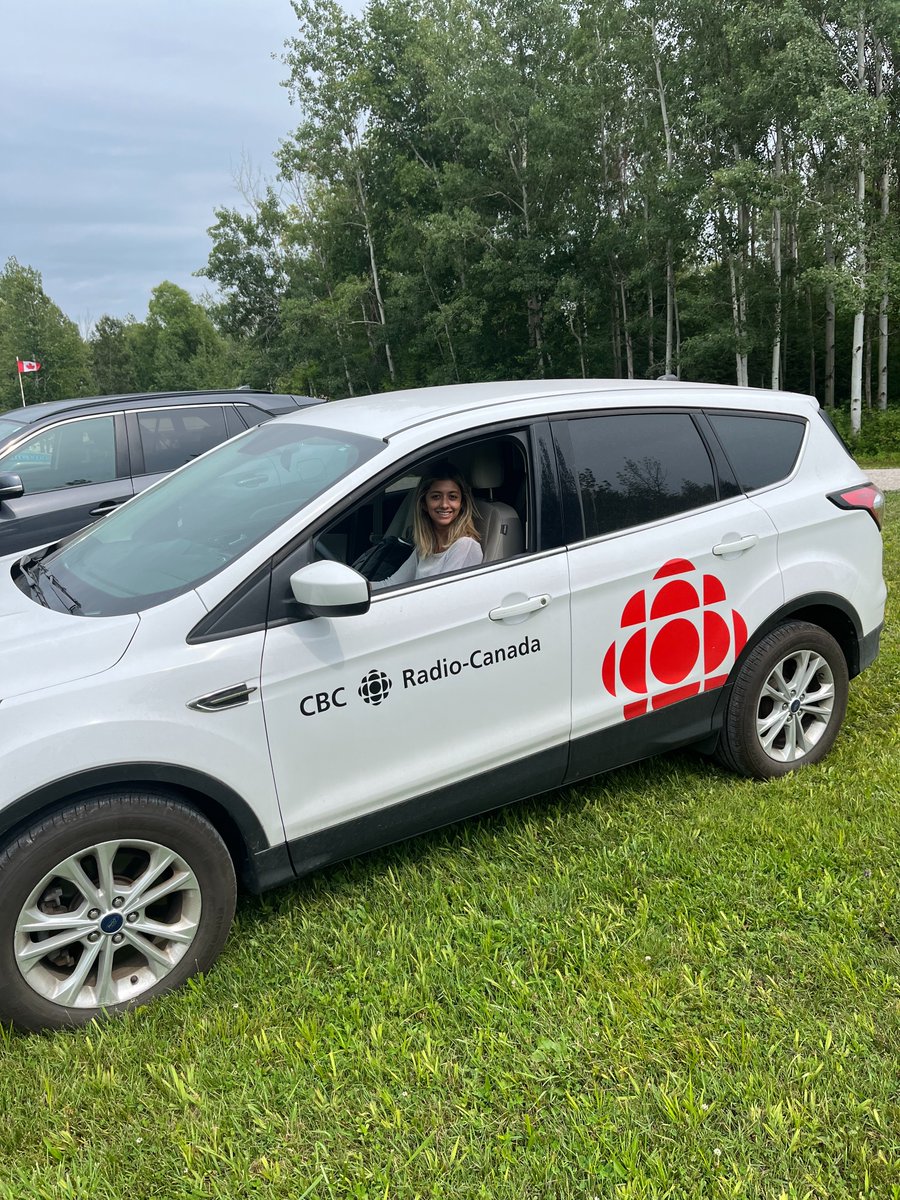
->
[1,499,898,1200]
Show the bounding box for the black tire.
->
[0,792,236,1032]
[715,621,849,779]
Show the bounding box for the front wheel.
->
[715,621,849,779]
[0,792,236,1032]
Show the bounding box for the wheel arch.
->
[0,764,294,894]
[709,592,863,734]
[760,593,863,677]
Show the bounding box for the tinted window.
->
[707,413,805,491]
[136,406,228,474]
[567,412,717,538]
[39,422,383,616]
[0,416,117,494]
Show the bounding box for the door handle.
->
[89,500,127,516]
[489,594,550,621]
[712,534,759,556]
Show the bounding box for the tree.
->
[138,282,229,392]
[0,259,93,409]
[89,315,139,395]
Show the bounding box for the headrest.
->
[468,446,503,490]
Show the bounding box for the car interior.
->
[316,435,529,581]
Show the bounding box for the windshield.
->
[35,421,383,616]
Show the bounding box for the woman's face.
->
[424,479,462,535]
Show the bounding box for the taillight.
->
[827,483,885,529]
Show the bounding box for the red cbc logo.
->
[601,557,747,720]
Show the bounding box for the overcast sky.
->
[0,0,309,330]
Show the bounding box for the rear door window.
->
[135,406,228,474]
[561,411,719,539]
[706,412,805,492]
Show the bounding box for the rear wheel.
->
[0,792,236,1032]
[715,621,849,779]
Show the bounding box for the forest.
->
[2,0,899,437]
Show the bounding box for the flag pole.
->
[16,360,25,407]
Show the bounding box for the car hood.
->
[0,587,139,699]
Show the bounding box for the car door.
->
[552,408,784,782]
[0,413,132,556]
[259,428,573,849]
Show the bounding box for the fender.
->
[0,763,294,894]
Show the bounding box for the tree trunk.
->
[771,125,783,389]
[354,163,396,384]
[527,294,547,376]
[647,283,655,371]
[724,204,749,387]
[619,280,634,379]
[665,241,675,377]
[876,41,890,410]
[422,263,460,382]
[824,212,836,408]
[849,9,866,435]
[653,31,676,378]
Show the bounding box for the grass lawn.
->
[1,498,897,1200]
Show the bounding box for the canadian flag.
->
[17,359,41,374]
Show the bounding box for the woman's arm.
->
[371,550,418,590]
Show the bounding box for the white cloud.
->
[0,0,301,322]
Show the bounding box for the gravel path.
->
[867,469,900,491]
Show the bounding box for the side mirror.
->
[0,473,24,502]
[290,560,370,617]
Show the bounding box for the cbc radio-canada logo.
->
[601,557,747,720]
[359,670,393,706]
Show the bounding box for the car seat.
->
[466,445,524,562]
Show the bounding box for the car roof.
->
[0,389,321,429]
[286,379,821,441]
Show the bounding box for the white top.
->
[374,537,483,589]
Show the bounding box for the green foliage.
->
[5,0,900,411]
[0,494,896,1197]
[830,406,900,461]
[0,259,94,411]
[89,315,138,395]
[192,0,900,405]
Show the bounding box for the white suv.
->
[0,380,885,1030]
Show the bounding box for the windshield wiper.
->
[43,571,82,614]
[19,559,49,607]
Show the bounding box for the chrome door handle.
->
[713,534,759,556]
[89,500,127,516]
[489,595,550,621]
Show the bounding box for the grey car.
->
[0,388,322,556]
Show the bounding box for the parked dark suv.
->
[0,389,322,555]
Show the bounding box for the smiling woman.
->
[372,461,483,590]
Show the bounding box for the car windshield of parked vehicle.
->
[29,421,383,616]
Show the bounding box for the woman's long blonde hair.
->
[412,463,480,558]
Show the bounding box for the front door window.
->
[0,417,117,494]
